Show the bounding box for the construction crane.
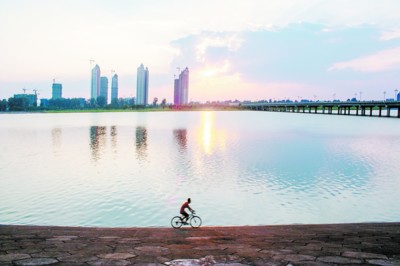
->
[33,89,39,95]
[22,88,26,94]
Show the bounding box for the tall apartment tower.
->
[52,83,62,99]
[100,76,108,103]
[111,74,118,102]
[136,64,149,105]
[91,64,101,99]
[173,78,179,105]
[174,67,189,105]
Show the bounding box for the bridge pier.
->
[387,107,391,117]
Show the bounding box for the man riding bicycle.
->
[180,198,194,224]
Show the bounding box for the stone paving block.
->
[6,248,43,254]
[252,258,287,266]
[129,263,164,266]
[88,258,132,265]
[0,244,19,252]
[290,261,334,266]
[367,259,400,266]
[98,252,136,260]
[214,263,248,266]
[342,250,388,259]
[57,253,98,263]
[0,253,30,262]
[13,257,59,265]
[227,247,261,257]
[193,245,227,251]
[297,249,340,257]
[30,251,70,258]
[135,246,170,256]
[317,255,362,264]
[272,254,316,262]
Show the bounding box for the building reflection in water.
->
[173,129,187,152]
[135,126,148,160]
[51,128,62,150]
[110,126,117,152]
[90,126,107,161]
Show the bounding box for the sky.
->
[1,0,400,103]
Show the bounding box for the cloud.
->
[195,35,243,63]
[380,29,400,41]
[328,47,400,72]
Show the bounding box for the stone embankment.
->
[1,223,400,265]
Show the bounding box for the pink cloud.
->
[328,47,400,72]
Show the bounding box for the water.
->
[0,111,399,227]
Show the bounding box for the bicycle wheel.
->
[190,216,202,228]
[171,216,183,229]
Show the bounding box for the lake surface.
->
[1,111,399,227]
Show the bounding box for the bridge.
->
[242,101,400,118]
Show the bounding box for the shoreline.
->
[1,222,399,265]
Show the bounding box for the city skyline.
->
[1,1,400,102]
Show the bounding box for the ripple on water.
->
[1,111,400,226]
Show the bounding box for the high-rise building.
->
[100,76,108,103]
[91,64,101,99]
[173,78,179,105]
[111,74,118,102]
[174,67,189,105]
[136,64,149,105]
[52,83,62,99]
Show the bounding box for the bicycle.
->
[171,211,202,229]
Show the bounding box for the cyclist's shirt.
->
[180,202,191,214]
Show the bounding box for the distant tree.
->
[160,98,167,108]
[111,98,119,108]
[0,99,7,111]
[97,96,106,108]
[8,97,29,111]
[153,97,158,106]
[89,98,97,108]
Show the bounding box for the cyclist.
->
[180,198,194,224]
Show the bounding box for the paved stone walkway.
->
[1,223,399,265]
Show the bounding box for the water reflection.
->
[110,126,117,152]
[201,112,214,154]
[173,129,187,152]
[2,112,400,227]
[51,128,62,150]
[90,126,107,161]
[135,126,148,160]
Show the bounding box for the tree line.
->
[0,96,169,111]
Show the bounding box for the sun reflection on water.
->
[201,111,214,154]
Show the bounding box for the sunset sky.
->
[1,0,400,103]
